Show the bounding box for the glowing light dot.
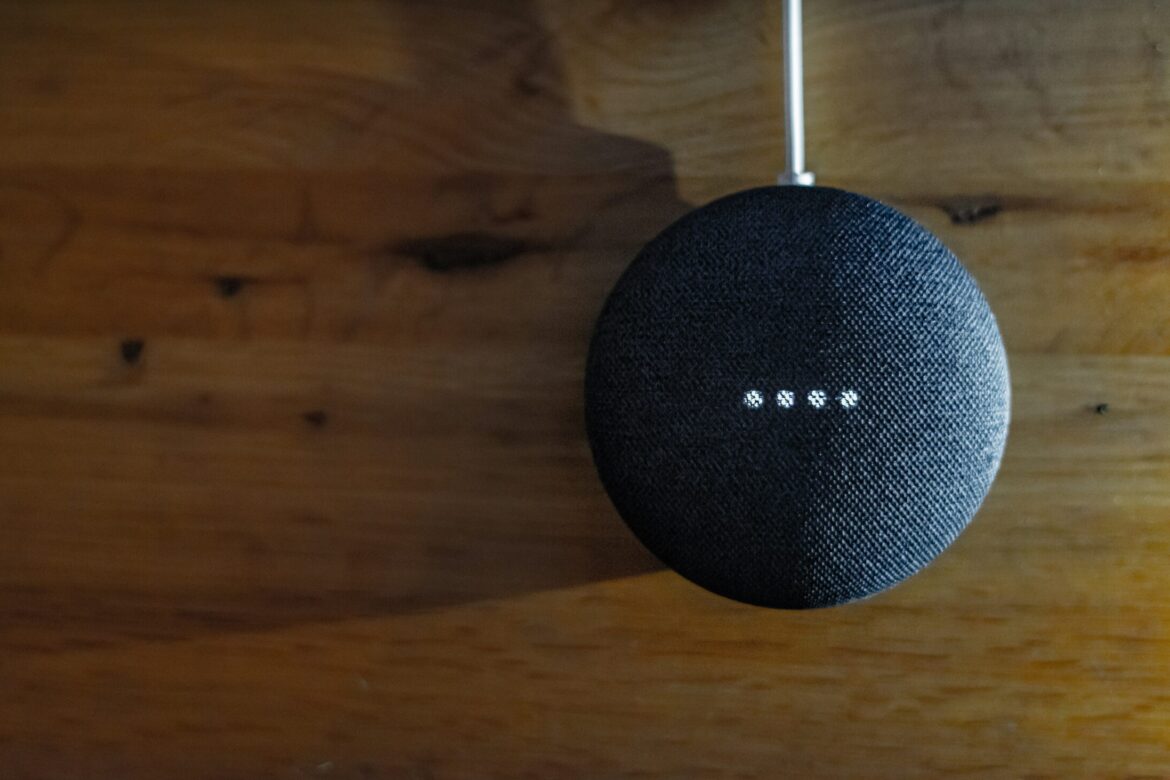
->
[743,389,764,409]
[808,390,827,408]
[839,390,860,409]
[776,390,795,408]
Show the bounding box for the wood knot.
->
[302,410,328,428]
[214,276,246,298]
[393,232,542,273]
[941,197,1002,225]
[120,338,145,365]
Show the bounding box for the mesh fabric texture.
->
[584,186,1010,609]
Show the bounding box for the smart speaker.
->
[583,0,1010,608]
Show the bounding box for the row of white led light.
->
[743,389,860,409]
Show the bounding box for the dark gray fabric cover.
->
[585,186,1010,608]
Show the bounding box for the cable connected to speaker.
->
[779,0,815,186]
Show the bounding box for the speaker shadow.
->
[354,2,688,618]
[0,1,690,647]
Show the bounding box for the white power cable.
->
[778,0,815,186]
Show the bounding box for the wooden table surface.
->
[2,1,1169,777]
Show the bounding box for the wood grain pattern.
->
[1,1,1169,777]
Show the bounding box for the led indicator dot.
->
[839,389,860,409]
[743,389,765,409]
[776,390,795,408]
[808,390,827,408]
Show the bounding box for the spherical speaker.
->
[585,185,1010,609]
